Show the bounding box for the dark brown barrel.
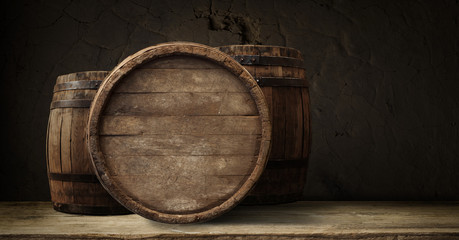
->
[87,42,271,223]
[217,45,310,204]
[46,71,130,215]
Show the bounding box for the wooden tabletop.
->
[1,201,458,239]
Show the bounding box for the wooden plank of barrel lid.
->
[46,71,130,215]
[87,42,271,223]
[217,45,310,204]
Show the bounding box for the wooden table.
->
[1,201,458,239]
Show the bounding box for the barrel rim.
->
[217,44,303,58]
[55,71,110,86]
[87,41,272,224]
[217,44,301,52]
[56,71,110,79]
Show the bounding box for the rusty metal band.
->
[232,55,303,68]
[255,77,308,87]
[54,80,102,92]
[48,173,99,183]
[50,99,93,109]
[53,202,131,215]
[266,159,308,169]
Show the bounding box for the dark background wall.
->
[1,0,458,201]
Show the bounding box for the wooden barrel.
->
[217,45,310,204]
[46,71,130,215]
[87,42,271,223]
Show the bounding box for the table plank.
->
[1,201,458,239]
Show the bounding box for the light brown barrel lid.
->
[87,42,271,223]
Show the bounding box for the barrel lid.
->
[87,42,271,223]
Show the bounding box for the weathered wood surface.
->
[88,42,271,223]
[100,116,261,135]
[103,92,258,116]
[1,201,459,240]
[46,71,129,215]
[217,45,310,204]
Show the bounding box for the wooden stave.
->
[46,71,130,215]
[217,45,310,205]
[87,42,272,223]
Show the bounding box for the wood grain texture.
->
[103,92,258,116]
[46,71,129,215]
[104,155,256,176]
[100,116,261,135]
[99,135,260,156]
[217,45,310,205]
[114,68,248,93]
[2,201,459,240]
[88,42,271,223]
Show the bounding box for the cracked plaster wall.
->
[1,0,459,200]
